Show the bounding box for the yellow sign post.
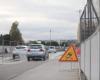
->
[59,45,78,62]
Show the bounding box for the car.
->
[12,45,29,60]
[48,46,56,53]
[26,44,49,61]
[64,47,68,51]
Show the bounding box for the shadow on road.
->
[80,70,88,80]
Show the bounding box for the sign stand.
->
[71,62,72,70]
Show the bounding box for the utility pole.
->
[50,28,51,46]
[1,35,4,64]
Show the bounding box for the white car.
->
[12,45,29,59]
[26,44,49,61]
[48,46,56,53]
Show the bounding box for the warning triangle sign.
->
[59,45,78,62]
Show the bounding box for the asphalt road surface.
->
[0,60,45,80]
[0,51,64,80]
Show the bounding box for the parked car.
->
[12,45,29,59]
[26,44,49,61]
[48,46,56,53]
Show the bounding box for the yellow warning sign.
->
[59,45,78,62]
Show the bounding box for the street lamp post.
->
[1,35,4,64]
[50,28,51,46]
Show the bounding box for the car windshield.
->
[29,45,42,49]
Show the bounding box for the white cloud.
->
[0,0,87,41]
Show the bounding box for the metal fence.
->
[80,0,99,42]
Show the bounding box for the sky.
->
[0,0,87,41]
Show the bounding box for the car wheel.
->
[32,58,35,60]
[12,54,16,59]
[27,57,30,61]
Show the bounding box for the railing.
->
[80,0,99,42]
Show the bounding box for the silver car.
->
[48,46,56,53]
[27,44,49,61]
[12,45,29,60]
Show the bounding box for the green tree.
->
[3,34,10,45]
[46,41,59,46]
[0,34,11,45]
[0,34,3,45]
[9,21,24,43]
[29,41,38,44]
[41,41,46,45]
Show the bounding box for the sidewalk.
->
[0,57,11,64]
[13,60,80,80]
[0,56,26,64]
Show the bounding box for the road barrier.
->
[80,26,100,80]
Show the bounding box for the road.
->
[12,60,79,80]
[49,51,64,60]
[0,51,64,80]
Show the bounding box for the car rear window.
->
[29,45,42,49]
[16,47,26,49]
[50,47,54,49]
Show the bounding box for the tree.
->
[41,41,46,45]
[60,42,68,47]
[3,34,10,45]
[0,34,3,45]
[3,34,10,41]
[9,21,24,43]
[28,41,38,44]
[46,41,59,46]
[0,34,11,45]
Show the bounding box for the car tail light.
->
[40,49,44,52]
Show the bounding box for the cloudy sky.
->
[0,0,86,41]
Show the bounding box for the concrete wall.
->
[81,43,85,72]
[85,39,91,80]
[91,32,99,80]
[80,25,100,80]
